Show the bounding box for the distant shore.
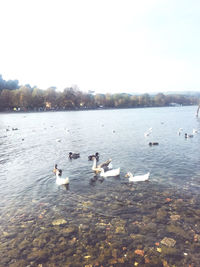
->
[0,104,197,114]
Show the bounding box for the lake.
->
[0,106,200,266]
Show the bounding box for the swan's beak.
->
[125,173,129,178]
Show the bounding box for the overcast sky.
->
[0,0,200,94]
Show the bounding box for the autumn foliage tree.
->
[0,74,199,111]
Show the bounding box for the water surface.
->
[0,106,200,266]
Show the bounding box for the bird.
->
[177,128,183,135]
[92,157,112,173]
[149,142,159,146]
[144,132,150,137]
[55,170,69,185]
[144,127,152,137]
[185,133,193,138]
[53,165,69,185]
[125,172,150,182]
[69,152,80,159]
[99,167,120,177]
[192,129,198,134]
[88,152,99,161]
[56,139,61,142]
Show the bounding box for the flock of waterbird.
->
[53,152,150,186]
[178,128,198,138]
[53,125,199,186]
[4,122,198,187]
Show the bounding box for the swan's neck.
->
[128,173,133,179]
[56,170,61,178]
[92,158,97,170]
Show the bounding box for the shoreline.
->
[0,104,196,114]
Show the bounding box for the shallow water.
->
[0,106,200,266]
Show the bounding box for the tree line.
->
[0,75,199,111]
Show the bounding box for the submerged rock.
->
[60,226,77,235]
[170,214,180,221]
[166,224,190,240]
[27,249,49,261]
[115,226,125,234]
[161,246,178,256]
[156,209,168,222]
[52,219,67,226]
[161,237,176,247]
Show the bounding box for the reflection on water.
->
[0,106,200,266]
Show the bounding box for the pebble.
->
[161,237,176,247]
[52,219,67,226]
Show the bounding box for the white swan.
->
[125,172,150,182]
[193,129,198,134]
[55,170,69,185]
[92,157,112,173]
[100,167,120,177]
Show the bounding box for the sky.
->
[0,0,200,94]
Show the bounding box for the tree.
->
[10,90,20,108]
[105,94,115,108]
[154,93,166,106]
[44,87,57,108]
[0,75,19,91]
[19,86,33,109]
[32,88,45,109]
[94,94,106,107]
[0,90,12,110]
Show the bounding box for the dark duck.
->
[149,142,159,146]
[69,152,80,159]
[88,152,99,161]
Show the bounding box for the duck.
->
[55,169,69,185]
[185,133,193,138]
[53,164,63,176]
[88,152,99,161]
[69,152,80,159]
[149,142,159,146]
[125,172,150,182]
[92,157,112,173]
[100,167,120,177]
